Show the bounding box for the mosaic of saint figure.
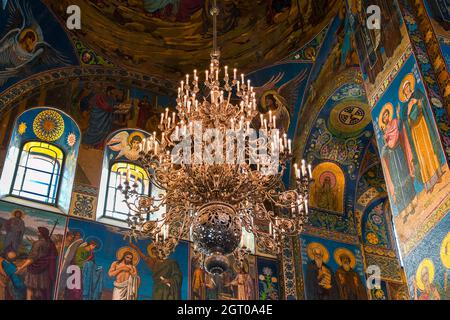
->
[334,248,367,300]
[378,103,416,218]
[440,232,450,299]
[314,173,338,211]
[305,243,338,300]
[253,71,307,132]
[83,86,119,147]
[191,260,205,300]
[0,0,71,86]
[0,251,26,300]
[107,131,144,161]
[136,96,151,129]
[413,259,441,300]
[226,262,254,300]
[61,238,103,300]
[16,227,58,300]
[2,209,25,254]
[398,74,443,192]
[83,86,131,148]
[108,247,140,300]
[130,242,182,300]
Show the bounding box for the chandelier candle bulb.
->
[237,81,240,92]
[233,68,237,80]
[308,164,312,178]
[288,139,292,154]
[205,70,209,81]
[301,160,306,176]
[241,73,244,84]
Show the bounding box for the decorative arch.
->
[0,106,81,213]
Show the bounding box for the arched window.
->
[103,162,150,221]
[0,107,81,213]
[11,141,64,204]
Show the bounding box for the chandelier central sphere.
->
[120,0,313,274]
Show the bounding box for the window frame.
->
[102,160,151,223]
[10,140,65,206]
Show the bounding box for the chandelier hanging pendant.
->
[120,0,313,274]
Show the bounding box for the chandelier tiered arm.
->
[119,0,313,274]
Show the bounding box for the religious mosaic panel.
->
[0,0,78,92]
[346,0,411,101]
[371,54,449,255]
[0,200,67,300]
[57,217,189,300]
[190,247,257,301]
[403,212,450,300]
[300,233,368,300]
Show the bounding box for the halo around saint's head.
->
[398,73,415,103]
[306,242,329,263]
[147,242,158,259]
[333,247,356,269]
[128,131,145,145]
[415,258,435,291]
[378,102,394,131]
[116,246,140,266]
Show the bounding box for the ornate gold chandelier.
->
[120,1,312,274]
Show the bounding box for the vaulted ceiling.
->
[43,0,340,80]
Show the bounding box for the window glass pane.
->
[104,162,150,222]
[11,141,63,204]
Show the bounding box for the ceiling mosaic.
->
[43,0,340,80]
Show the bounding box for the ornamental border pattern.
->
[302,226,360,244]
[0,66,177,115]
[398,0,450,162]
[281,237,299,299]
[402,193,450,255]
